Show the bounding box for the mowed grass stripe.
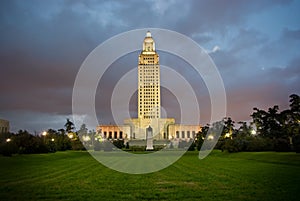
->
[1,151,300,201]
[1,151,98,185]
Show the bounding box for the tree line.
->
[1,94,299,156]
[0,119,96,156]
[192,94,300,153]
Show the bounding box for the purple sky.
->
[0,0,299,133]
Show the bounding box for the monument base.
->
[146,146,154,151]
[146,126,154,150]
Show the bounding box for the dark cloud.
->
[224,55,300,122]
[0,0,299,132]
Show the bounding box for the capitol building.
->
[97,32,201,147]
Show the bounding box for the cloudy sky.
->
[0,0,299,133]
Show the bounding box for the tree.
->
[194,124,209,151]
[64,118,75,133]
[13,130,48,154]
[286,94,300,151]
[223,117,235,138]
[289,94,300,113]
[78,124,88,137]
[251,107,267,136]
[58,128,66,135]
[287,94,300,137]
[236,121,252,137]
[267,105,283,138]
[251,106,283,138]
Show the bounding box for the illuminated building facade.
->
[97,32,201,144]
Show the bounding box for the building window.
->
[114,131,118,139]
[104,131,107,138]
[176,131,179,138]
[181,131,185,138]
[120,131,123,139]
[187,131,190,138]
[109,132,112,139]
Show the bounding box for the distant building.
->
[0,119,10,134]
[97,32,201,143]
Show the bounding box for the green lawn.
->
[0,150,300,201]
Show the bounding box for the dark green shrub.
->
[112,139,125,149]
[71,140,85,150]
[55,135,71,151]
[223,139,240,153]
[293,135,300,153]
[125,142,129,149]
[274,138,290,152]
[0,142,18,156]
[187,142,196,151]
[130,146,146,151]
[153,145,165,151]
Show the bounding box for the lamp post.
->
[42,131,47,143]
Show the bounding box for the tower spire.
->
[142,31,156,52]
[146,31,151,37]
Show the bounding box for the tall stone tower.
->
[138,31,161,120]
[98,31,201,143]
[123,31,175,140]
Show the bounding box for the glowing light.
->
[207,135,214,140]
[6,138,11,142]
[68,133,74,139]
[42,131,47,136]
[51,138,55,142]
[225,133,230,138]
[251,130,256,135]
[83,135,91,142]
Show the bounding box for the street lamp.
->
[51,138,55,142]
[42,131,47,136]
[251,130,256,135]
[6,138,11,142]
[207,135,214,140]
[42,131,47,143]
[68,133,74,139]
[83,135,90,142]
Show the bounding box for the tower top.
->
[143,31,155,52]
[146,31,151,37]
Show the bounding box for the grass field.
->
[0,150,300,201]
